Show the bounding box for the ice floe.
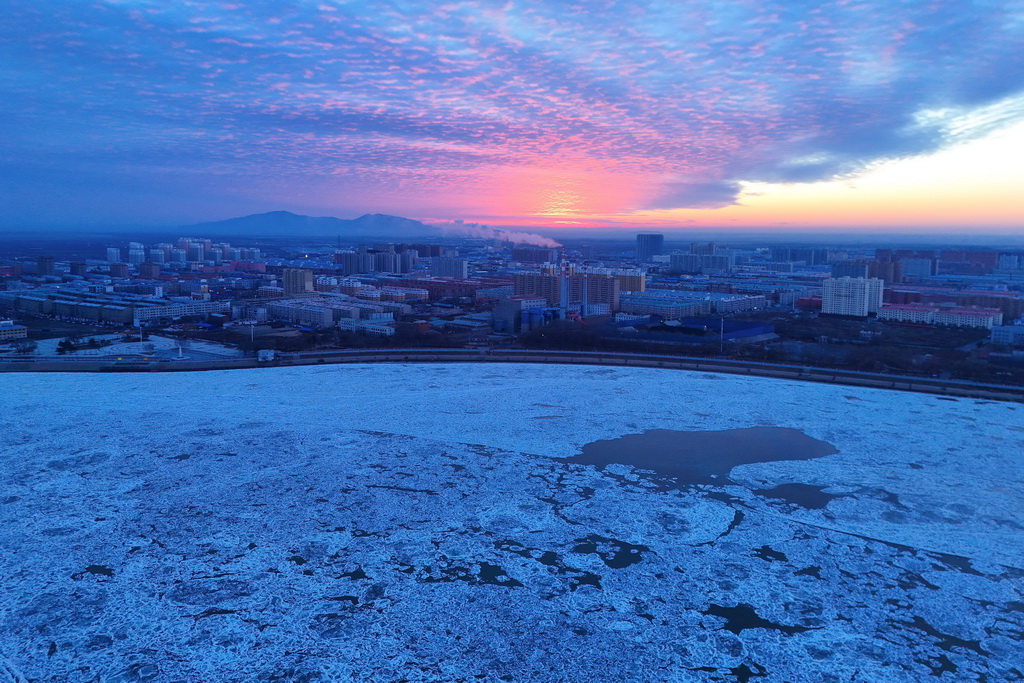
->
[0,363,1021,681]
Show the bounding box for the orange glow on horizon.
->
[480,162,643,221]
[448,120,1024,233]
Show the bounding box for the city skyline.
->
[3,190,1024,681]
[3,1,1023,233]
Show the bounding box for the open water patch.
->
[565,427,838,487]
[753,483,847,509]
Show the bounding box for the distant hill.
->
[182,211,444,239]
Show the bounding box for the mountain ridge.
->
[182,211,444,238]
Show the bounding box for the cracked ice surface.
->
[1,363,1022,682]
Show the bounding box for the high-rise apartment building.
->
[636,233,665,262]
[282,268,315,296]
[900,258,936,280]
[511,247,558,264]
[372,252,399,273]
[407,244,443,258]
[36,256,56,276]
[822,277,883,317]
[430,257,470,278]
[868,258,903,284]
[831,261,870,278]
[610,273,645,293]
[670,254,702,273]
[997,253,1024,271]
[513,273,620,310]
[770,247,829,265]
[700,254,734,273]
[106,247,121,263]
[334,251,377,275]
[138,262,161,279]
[670,253,734,274]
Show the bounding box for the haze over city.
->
[2,0,1023,233]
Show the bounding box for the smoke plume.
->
[443,220,561,248]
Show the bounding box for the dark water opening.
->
[753,483,845,509]
[704,603,815,635]
[566,427,837,487]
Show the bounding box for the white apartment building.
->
[619,292,709,319]
[337,316,396,336]
[822,277,883,317]
[877,304,1003,329]
[933,307,1003,329]
[266,301,334,328]
[877,304,937,324]
[133,300,231,324]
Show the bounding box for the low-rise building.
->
[619,291,708,319]
[493,295,547,333]
[932,307,1003,329]
[134,300,231,324]
[266,301,334,328]
[619,290,766,319]
[0,320,27,340]
[991,324,1024,346]
[337,316,396,336]
[877,304,938,324]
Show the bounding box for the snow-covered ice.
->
[0,363,1021,682]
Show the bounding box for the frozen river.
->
[1,363,1021,681]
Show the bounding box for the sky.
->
[2,0,1023,234]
